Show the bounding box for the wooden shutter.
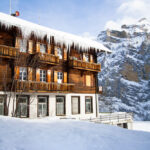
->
[86,75,91,87]
[36,69,40,82]
[91,74,93,86]
[15,37,20,49]
[54,46,58,56]
[63,48,67,60]
[14,66,20,79]
[47,70,51,82]
[28,67,33,81]
[83,53,86,62]
[36,42,40,53]
[90,55,93,63]
[47,44,51,54]
[54,71,58,83]
[63,72,67,83]
[28,40,33,54]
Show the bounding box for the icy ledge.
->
[0,12,111,52]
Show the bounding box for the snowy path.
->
[0,116,150,150]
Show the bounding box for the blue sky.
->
[0,0,149,38]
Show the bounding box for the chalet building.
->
[0,12,111,119]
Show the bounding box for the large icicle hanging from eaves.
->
[0,12,111,53]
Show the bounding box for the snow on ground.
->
[133,121,150,132]
[0,116,150,150]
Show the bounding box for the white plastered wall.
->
[1,91,98,119]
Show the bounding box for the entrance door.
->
[56,96,65,116]
[38,97,48,117]
[17,96,28,117]
[0,96,4,115]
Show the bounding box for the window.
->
[86,75,91,87]
[57,72,63,83]
[40,44,46,53]
[0,96,5,115]
[19,67,27,81]
[20,39,27,52]
[57,48,62,59]
[72,97,80,114]
[85,54,89,62]
[85,97,93,113]
[40,70,46,82]
[56,96,65,116]
[16,96,29,118]
[38,96,48,117]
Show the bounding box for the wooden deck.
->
[14,80,75,93]
[69,59,101,72]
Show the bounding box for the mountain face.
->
[97,18,150,121]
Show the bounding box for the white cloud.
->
[105,0,150,30]
[81,32,95,40]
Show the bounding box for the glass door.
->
[38,97,48,117]
[56,96,65,116]
[16,96,28,117]
[0,97,4,115]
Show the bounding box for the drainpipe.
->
[95,54,99,118]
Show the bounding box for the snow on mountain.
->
[97,18,150,121]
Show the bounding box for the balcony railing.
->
[0,45,19,58]
[35,52,59,65]
[15,80,74,92]
[69,59,101,72]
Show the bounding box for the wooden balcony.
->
[0,45,19,58]
[14,80,74,93]
[35,52,59,65]
[69,59,101,72]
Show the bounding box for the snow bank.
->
[0,116,150,150]
[0,12,111,53]
[133,121,150,132]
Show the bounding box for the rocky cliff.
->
[97,18,150,120]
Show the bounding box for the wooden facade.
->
[0,26,101,94]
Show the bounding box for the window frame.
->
[57,72,63,83]
[85,96,93,114]
[57,47,62,59]
[0,95,7,116]
[56,96,65,116]
[20,39,27,53]
[16,95,29,118]
[40,69,47,82]
[37,96,49,117]
[85,54,89,62]
[40,43,46,53]
[19,67,27,81]
[71,96,80,115]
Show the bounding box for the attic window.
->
[57,48,62,59]
[40,44,46,53]
[85,54,89,62]
[20,39,27,52]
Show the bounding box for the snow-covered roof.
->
[0,12,111,53]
